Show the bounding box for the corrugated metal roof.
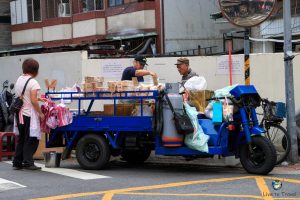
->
[260,16,300,38]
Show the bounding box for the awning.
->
[106,32,157,40]
[0,45,43,54]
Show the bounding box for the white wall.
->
[81,54,300,111]
[0,51,85,91]
[163,0,244,54]
[12,28,43,45]
[0,51,299,111]
[43,24,73,42]
[73,18,106,38]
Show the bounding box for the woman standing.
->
[12,58,44,170]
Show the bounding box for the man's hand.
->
[182,90,190,102]
[150,71,157,77]
[38,97,47,102]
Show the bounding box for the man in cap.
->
[121,55,157,82]
[175,57,198,85]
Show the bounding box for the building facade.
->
[0,0,12,50]
[9,0,240,56]
[251,0,300,53]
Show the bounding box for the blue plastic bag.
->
[212,101,223,125]
[184,103,209,153]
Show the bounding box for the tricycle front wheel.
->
[240,136,276,175]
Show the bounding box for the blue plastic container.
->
[275,102,286,118]
[230,85,258,97]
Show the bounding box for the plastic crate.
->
[264,101,286,121]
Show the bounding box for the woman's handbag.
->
[164,93,194,135]
[223,97,234,122]
[9,78,32,114]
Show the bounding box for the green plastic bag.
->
[184,103,209,153]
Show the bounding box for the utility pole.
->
[283,0,299,163]
[244,29,250,85]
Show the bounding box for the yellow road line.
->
[255,177,274,200]
[32,176,255,200]
[274,198,300,200]
[102,193,114,200]
[32,176,300,200]
[119,192,263,199]
[264,177,300,184]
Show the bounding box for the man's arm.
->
[135,70,157,77]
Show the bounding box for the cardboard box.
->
[107,81,118,92]
[85,76,104,83]
[34,134,63,160]
[82,82,93,92]
[121,80,133,87]
[189,90,214,113]
[103,104,135,116]
[91,82,103,89]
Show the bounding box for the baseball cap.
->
[134,55,148,65]
[175,57,189,65]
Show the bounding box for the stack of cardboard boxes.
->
[82,76,105,92]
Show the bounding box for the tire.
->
[121,147,151,164]
[76,134,110,170]
[265,124,291,165]
[240,136,276,175]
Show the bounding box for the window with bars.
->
[82,0,104,12]
[27,0,41,22]
[108,0,153,8]
[45,0,71,19]
[109,0,123,7]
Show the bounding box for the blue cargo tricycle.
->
[45,85,276,175]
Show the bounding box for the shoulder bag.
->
[164,93,194,135]
[9,77,32,114]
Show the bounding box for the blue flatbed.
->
[45,90,232,159]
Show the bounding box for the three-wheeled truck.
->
[45,85,277,175]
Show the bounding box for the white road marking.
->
[0,178,26,192]
[4,161,111,180]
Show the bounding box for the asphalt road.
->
[0,158,300,200]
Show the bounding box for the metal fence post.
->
[244,29,250,85]
[284,0,299,163]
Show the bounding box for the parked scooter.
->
[0,80,15,132]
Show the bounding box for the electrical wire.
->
[249,36,300,43]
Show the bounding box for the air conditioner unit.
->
[58,3,70,17]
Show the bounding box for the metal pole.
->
[244,29,250,85]
[227,39,233,86]
[284,0,299,163]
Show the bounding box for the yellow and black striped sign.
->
[244,55,250,85]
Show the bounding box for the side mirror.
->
[10,83,14,90]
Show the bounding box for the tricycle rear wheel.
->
[76,134,111,170]
[240,136,276,175]
[121,147,151,164]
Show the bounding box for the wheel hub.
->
[84,143,100,161]
[249,146,265,165]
